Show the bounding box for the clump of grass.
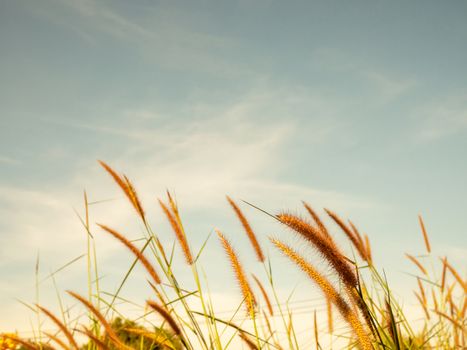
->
[5,161,465,350]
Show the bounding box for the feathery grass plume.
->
[447,292,459,316]
[326,298,333,334]
[226,196,265,262]
[302,201,334,243]
[36,305,79,350]
[434,310,463,330]
[445,283,456,304]
[238,332,259,350]
[417,278,427,306]
[146,301,182,337]
[77,328,109,350]
[278,213,375,334]
[66,291,132,350]
[276,212,357,289]
[440,256,448,292]
[405,254,428,275]
[166,190,182,222]
[97,224,161,285]
[158,199,193,265]
[348,220,368,262]
[43,332,70,350]
[364,234,372,263]
[324,209,367,261]
[414,292,430,320]
[270,238,373,350]
[251,274,273,316]
[431,289,439,312]
[444,259,467,293]
[98,160,145,223]
[216,229,256,316]
[418,214,431,253]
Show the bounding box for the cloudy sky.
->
[1,0,466,342]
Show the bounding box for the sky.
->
[1,0,466,345]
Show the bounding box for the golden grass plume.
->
[216,229,256,316]
[36,305,79,350]
[226,196,265,262]
[276,212,357,289]
[251,274,274,316]
[97,224,161,285]
[67,291,132,350]
[98,160,145,223]
[43,332,71,350]
[158,199,193,265]
[146,301,182,337]
[418,214,431,254]
[324,209,367,262]
[238,332,259,350]
[75,328,109,350]
[405,253,428,275]
[270,238,373,350]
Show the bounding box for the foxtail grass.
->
[9,162,466,350]
[226,196,265,262]
[216,229,256,316]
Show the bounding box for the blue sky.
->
[1,0,466,339]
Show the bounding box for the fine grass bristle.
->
[216,229,256,316]
[348,219,369,262]
[434,310,463,330]
[276,212,357,289]
[405,253,428,275]
[226,196,265,262]
[418,214,431,254]
[43,332,71,350]
[364,234,372,263]
[36,305,79,350]
[75,328,109,350]
[238,332,259,350]
[417,278,427,306]
[97,224,161,285]
[158,199,193,265]
[251,274,274,316]
[324,209,367,262]
[444,259,467,293]
[270,238,373,350]
[414,291,430,320]
[146,301,183,337]
[98,160,146,223]
[302,201,333,243]
[66,291,132,350]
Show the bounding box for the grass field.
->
[1,161,465,350]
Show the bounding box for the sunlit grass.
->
[1,162,465,350]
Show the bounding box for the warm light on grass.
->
[2,162,465,350]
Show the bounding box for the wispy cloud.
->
[0,111,372,332]
[0,155,19,165]
[30,0,247,77]
[414,95,467,141]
